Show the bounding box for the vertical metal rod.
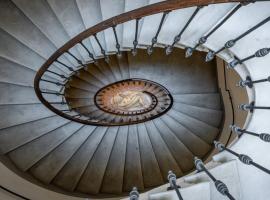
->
[112,25,121,55]
[147,11,169,55]
[79,41,96,62]
[194,157,236,200]
[168,171,184,200]
[129,187,139,200]
[93,33,108,60]
[206,16,270,62]
[55,60,74,72]
[46,70,67,79]
[132,18,141,56]
[228,48,270,68]
[185,4,242,57]
[214,141,270,175]
[166,6,202,55]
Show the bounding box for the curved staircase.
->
[0,0,270,200]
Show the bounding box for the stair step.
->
[52,127,107,191]
[0,104,54,130]
[8,122,83,171]
[123,124,144,192]
[101,126,128,194]
[107,55,123,81]
[137,123,164,187]
[117,52,130,79]
[96,59,117,83]
[30,125,93,184]
[153,118,194,172]
[161,115,211,157]
[100,0,124,53]
[76,67,105,88]
[122,0,149,48]
[67,76,99,93]
[76,126,118,194]
[173,93,222,110]
[144,121,182,180]
[173,102,223,127]
[0,116,68,154]
[46,0,89,62]
[0,0,57,59]
[168,109,219,144]
[85,63,110,85]
[76,0,106,57]
[64,87,95,99]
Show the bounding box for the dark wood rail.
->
[34,0,247,125]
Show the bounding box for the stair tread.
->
[123,125,144,192]
[29,125,94,184]
[153,118,194,172]
[76,126,118,194]
[161,115,211,157]
[137,123,164,187]
[144,121,183,180]
[168,109,219,144]
[101,126,128,194]
[173,102,223,127]
[0,116,68,154]
[8,122,83,171]
[0,104,54,130]
[52,127,107,191]
[173,93,222,110]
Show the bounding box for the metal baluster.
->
[79,41,96,62]
[66,51,87,68]
[214,141,270,175]
[230,125,270,142]
[228,48,270,68]
[206,16,270,62]
[40,79,65,86]
[132,18,141,56]
[46,70,67,79]
[55,60,74,72]
[41,91,64,96]
[238,101,270,113]
[167,171,184,200]
[112,25,121,56]
[147,11,170,55]
[166,6,203,55]
[93,33,109,62]
[194,157,236,200]
[129,187,139,200]
[185,4,243,58]
[237,75,270,88]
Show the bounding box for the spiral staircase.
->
[0,0,270,200]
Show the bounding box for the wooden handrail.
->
[34,0,247,125]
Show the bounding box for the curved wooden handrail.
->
[34,0,247,125]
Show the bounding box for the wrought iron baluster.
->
[167,171,184,200]
[147,11,170,55]
[66,51,87,68]
[132,18,141,56]
[238,101,270,113]
[79,41,96,62]
[194,157,235,200]
[55,60,74,72]
[186,4,242,58]
[228,48,270,68]
[46,70,67,79]
[237,75,270,88]
[129,187,139,200]
[93,33,108,61]
[206,16,270,62]
[166,6,203,55]
[230,125,270,142]
[40,78,65,86]
[41,90,64,96]
[214,141,270,175]
[112,25,121,55]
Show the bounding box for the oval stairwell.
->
[0,0,270,200]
